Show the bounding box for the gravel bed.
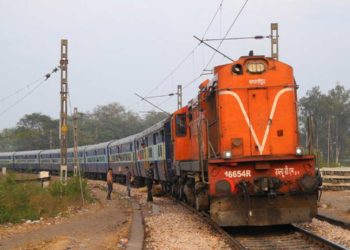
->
[77,181,350,249]
[297,218,350,248]
[142,198,231,250]
[109,182,232,249]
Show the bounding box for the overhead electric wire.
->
[183,0,249,90]
[0,66,60,117]
[129,0,227,111]
[202,0,225,39]
[201,0,249,76]
[146,0,226,97]
[134,0,250,110]
[149,0,250,111]
[0,77,43,103]
[0,79,46,117]
[126,47,199,110]
[145,47,199,97]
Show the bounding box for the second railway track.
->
[316,214,350,231]
[228,224,347,250]
[174,197,348,250]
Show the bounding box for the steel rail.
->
[170,197,245,250]
[292,224,348,250]
[171,197,348,250]
[316,214,350,231]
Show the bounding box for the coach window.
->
[161,130,165,142]
[175,114,187,137]
[153,133,158,145]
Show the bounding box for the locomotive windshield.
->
[175,114,187,137]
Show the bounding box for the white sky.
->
[0,0,349,129]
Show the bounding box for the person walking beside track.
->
[106,167,113,200]
[125,166,132,197]
[146,163,154,202]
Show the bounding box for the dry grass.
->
[0,174,92,224]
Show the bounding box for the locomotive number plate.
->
[224,170,251,178]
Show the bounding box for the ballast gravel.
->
[142,198,231,250]
[88,182,350,249]
[113,183,232,250]
[297,218,350,248]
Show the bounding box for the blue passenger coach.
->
[85,142,111,177]
[67,146,87,172]
[109,135,137,183]
[135,119,171,183]
[39,149,60,172]
[0,152,14,170]
[14,150,41,172]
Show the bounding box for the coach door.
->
[164,120,173,180]
[248,88,271,156]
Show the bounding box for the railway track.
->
[174,198,348,250]
[228,224,347,250]
[316,214,350,231]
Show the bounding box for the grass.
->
[0,173,93,224]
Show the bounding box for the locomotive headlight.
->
[296,147,303,156]
[223,151,232,159]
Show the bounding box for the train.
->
[0,53,322,227]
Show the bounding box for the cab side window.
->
[175,114,187,137]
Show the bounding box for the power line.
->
[202,0,249,75]
[146,47,199,97]
[0,66,60,117]
[127,46,199,111]
[134,0,249,111]
[0,66,59,103]
[202,0,225,39]
[145,0,226,97]
[183,0,250,90]
[0,78,42,103]
[130,0,227,111]
[0,79,46,117]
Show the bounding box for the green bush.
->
[0,174,44,223]
[0,174,92,224]
[49,176,93,202]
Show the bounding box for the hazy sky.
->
[0,0,349,129]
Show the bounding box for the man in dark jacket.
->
[146,163,154,202]
[106,168,113,200]
[125,166,132,197]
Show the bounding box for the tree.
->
[0,103,170,152]
[299,84,350,166]
[13,113,59,150]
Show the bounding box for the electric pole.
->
[271,23,279,60]
[60,39,68,184]
[73,107,79,176]
[49,129,53,149]
[327,117,331,167]
[177,85,182,109]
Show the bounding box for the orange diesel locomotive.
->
[171,54,321,226]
